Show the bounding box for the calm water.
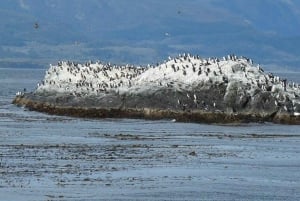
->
[0,68,300,201]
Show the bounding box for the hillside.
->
[1,0,300,69]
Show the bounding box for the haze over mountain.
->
[1,0,300,70]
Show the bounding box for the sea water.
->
[0,68,300,201]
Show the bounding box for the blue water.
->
[0,68,300,201]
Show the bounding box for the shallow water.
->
[0,68,300,201]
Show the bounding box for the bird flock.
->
[16,53,300,115]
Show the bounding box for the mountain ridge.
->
[1,0,300,69]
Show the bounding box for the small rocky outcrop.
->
[13,54,300,124]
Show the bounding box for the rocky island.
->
[13,54,300,124]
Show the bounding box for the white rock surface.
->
[35,54,300,113]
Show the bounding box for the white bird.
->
[294,112,300,116]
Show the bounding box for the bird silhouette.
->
[34,22,39,29]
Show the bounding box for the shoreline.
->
[12,94,300,125]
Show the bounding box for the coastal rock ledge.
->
[13,54,300,124]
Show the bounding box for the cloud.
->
[280,0,300,12]
[19,0,30,10]
[280,0,294,6]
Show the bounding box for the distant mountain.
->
[1,0,300,70]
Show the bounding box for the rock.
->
[12,54,300,124]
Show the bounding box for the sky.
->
[1,0,300,70]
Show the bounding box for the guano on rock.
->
[13,53,300,124]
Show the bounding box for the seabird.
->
[34,22,39,29]
[198,69,202,75]
[257,64,264,72]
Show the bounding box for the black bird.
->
[34,22,39,29]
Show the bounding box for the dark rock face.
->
[13,89,300,125]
